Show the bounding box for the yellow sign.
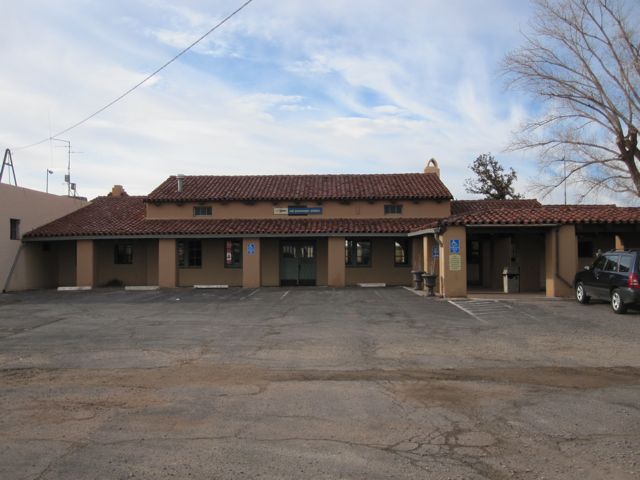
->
[449,254,461,271]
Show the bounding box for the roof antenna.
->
[0,149,17,186]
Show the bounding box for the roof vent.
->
[176,174,185,193]
[424,158,440,177]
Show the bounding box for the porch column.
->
[76,239,95,287]
[438,226,467,298]
[242,238,261,288]
[545,225,577,297]
[423,234,441,293]
[615,234,625,250]
[158,239,177,288]
[327,236,346,287]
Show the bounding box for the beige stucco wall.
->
[327,237,346,287]
[1,184,85,291]
[177,239,242,287]
[94,240,158,286]
[146,199,451,220]
[242,238,261,288]
[5,243,57,291]
[158,239,177,288]
[76,240,95,287]
[345,238,412,286]
[438,226,467,297]
[545,225,577,297]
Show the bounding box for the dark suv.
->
[574,250,640,314]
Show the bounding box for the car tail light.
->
[628,273,640,289]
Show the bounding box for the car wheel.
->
[611,289,627,314]
[575,282,590,304]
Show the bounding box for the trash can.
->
[502,267,520,293]
[411,270,425,290]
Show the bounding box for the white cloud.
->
[0,0,613,204]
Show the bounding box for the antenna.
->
[51,138,82,196]
[0,149,17,186]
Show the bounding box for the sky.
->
[0,0,619,203]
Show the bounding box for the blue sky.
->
[1,0,602,202]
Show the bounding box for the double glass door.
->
[280,241,317,286]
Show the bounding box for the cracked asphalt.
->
[1,287,639,479]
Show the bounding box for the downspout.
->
[554,227,574,289]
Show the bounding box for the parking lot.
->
[1,287,639,479]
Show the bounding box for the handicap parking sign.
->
[247,243,255,255]
[449,239,460,254]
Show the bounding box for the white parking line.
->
[280,290,290,300]
[448,300,489,324]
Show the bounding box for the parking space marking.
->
[448,300,489,324]
[280,290,290,300]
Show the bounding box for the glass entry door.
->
[280,241,317,286]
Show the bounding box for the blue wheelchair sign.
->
[449,239,460,254]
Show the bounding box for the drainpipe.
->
[554,227,574,289]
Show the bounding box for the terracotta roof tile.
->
[24,196,438,238]
[445,204,640,226]
[450,199,541,215]
[146,174,453,202]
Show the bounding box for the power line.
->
[13,0,255,151]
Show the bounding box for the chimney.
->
[110,185,127,197]
[176,174,185,193]
[423,158,440,177]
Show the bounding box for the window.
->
[618,255,633,273]
[224,239,242,268]
[394,239,410,266]
[603,255,620,272]
[384,204,402,215]
[193,206,212,217]
[592,255,607,270]
[345,239,371,267]
[178,240,202,267]
[9,218,20,240]
[114,244,133,264]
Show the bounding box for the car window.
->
[604,255,620,272]
[592,256,607,270]
[618,255,633,273]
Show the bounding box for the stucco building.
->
[1,183,86,292]
[16,161,640,297]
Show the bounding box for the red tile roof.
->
[146,174,453,203]
[445,204,640,226]
[450,199,541,215]
[23,195,640,240]
[24,196,439,239]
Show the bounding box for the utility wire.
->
[13,0,254,151]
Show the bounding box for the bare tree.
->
[503,0,640,200]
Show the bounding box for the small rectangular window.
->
[178,240,202,268]
[114,244,133,264]
[193,206,212,217]
[224,239,242,268]
[345,239,371,267]
[10,218,20,240]
[384,204,402,215]
[394,239,410,266]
